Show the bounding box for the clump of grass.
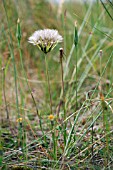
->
[1,0,113,169]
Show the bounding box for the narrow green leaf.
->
[74,21,78,47]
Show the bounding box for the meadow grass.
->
[0,0,113,169]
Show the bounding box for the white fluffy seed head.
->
[28,29,63,53]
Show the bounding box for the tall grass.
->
[1,0,113,169]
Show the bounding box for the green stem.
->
[2,67,9,119]
[51,121,57,160]
[73,47,78,142]
[75,47,78,116]
[45,55,53,115]
[91,119,94,159]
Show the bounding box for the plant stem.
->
[45,55,53,115]
[75,47,78,116]
[74,21,78,118]
[101,100,108,167]
[91,121,94,159]
[73,46,78,142]
[44,55,57,159]
[2,67,9,119]
[99,50,109,166]
[51,121,57,160]
[60,48,64,96]
[59,48,66,145]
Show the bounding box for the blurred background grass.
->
[0,0,113,169]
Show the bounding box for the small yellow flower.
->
[48,114,54,121]
[17,117,23,123]
[100,92,104,101]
